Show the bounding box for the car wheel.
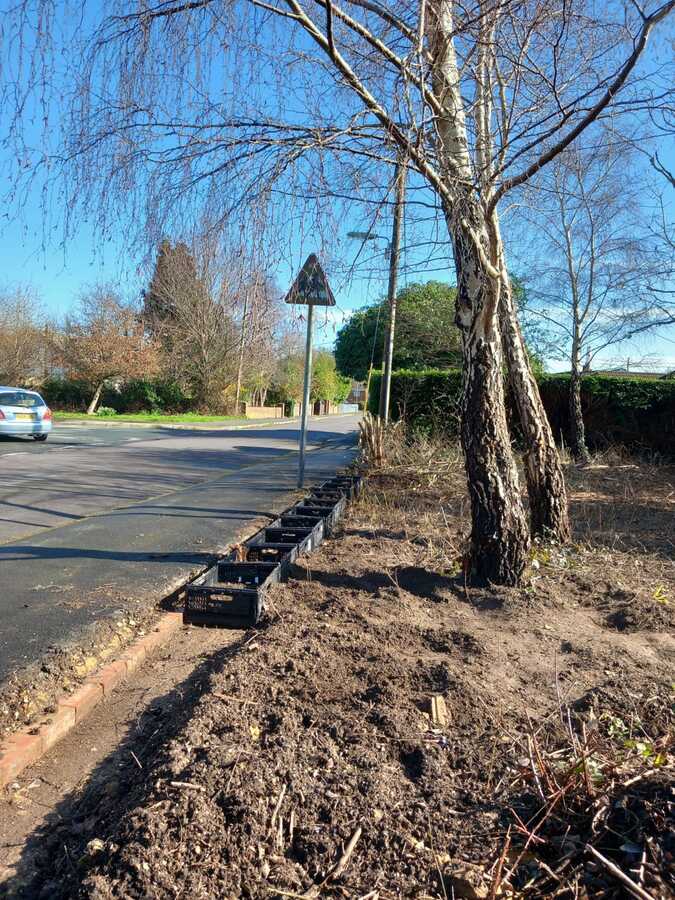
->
[33,434,48,442]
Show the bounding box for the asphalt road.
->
[0,417,358,544]
[0,415,360,681]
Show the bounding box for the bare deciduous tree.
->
[144,235,283,410]
[517,142,675,461]
[5,0,675,582]
[0,288,46,386]
[234,273,284,413]
[58,286,159,413]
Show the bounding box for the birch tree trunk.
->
[452,223,530,584]
[499,275,572,542]
[430,1,530,583]
[569,329,590,463]
[564,223,591,464]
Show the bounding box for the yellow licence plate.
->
[15,413,36,421]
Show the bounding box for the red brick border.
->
[0,612,182,789]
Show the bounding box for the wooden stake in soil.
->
[430,695,449,728]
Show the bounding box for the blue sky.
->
[1,0,673,373]
[1,180,672,372]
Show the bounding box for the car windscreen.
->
[0,391,43,408]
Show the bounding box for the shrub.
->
[95,406,118,417]
[103,377,193,413]
[370,369,675,455]
[103,379,161,413]
[40,377,92,411]
[153,378,193,413]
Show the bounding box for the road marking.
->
[1,452,28,457]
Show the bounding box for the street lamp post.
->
[379,160,406,423]
[347,159,406,423]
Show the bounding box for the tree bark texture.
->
[499,276,572,543]
[428,3,529,585]
[452,224,530,585]
[569,363,591,463]
[569,325,591,463]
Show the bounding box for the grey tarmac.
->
[0,415,359,683]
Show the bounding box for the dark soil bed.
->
[4,450,673,899]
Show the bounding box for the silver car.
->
[0,387,53,441]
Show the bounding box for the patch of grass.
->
[52,411,255,424]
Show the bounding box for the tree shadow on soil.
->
[342,526,409,542]
[566,462,675,559]
[306,564,504,610]
[0,632,255,900]
[569,496,675,558]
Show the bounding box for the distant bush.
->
[370,369,675,455]
[43,376,193,414]
[41,377,92,411]
[368,369,463,435]
[152,378,193,413]
[103,379,162,413]
[103,377,194,413]
[95,406,118,417]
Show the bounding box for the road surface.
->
[0,415,360,682]
[0,417,358,543]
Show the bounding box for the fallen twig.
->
[301,826,363,897]
[488,826,511,900]
[270,784,287,829]
[586,845,657,900]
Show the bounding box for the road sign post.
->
[284,254,336,489]
[297,302,314,488]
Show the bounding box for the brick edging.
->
[0,612,183,789]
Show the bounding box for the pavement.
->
[0,415,360,683]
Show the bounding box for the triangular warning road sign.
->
[284,254,336,307]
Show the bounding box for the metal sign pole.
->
[283,254,334,489]
[297,303,314,488]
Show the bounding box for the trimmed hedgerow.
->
[369,369,675,455]
[368,369,463,435]
[537,374,675,455]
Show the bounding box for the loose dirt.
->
[1,448,673,899]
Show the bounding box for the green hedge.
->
[369,369,675,455]
[41,377,192,413]
[368,369,463,433]
[538,374,675,454]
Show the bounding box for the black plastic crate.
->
[184,561,281,628]
[293,496,346,535]
[321,475,362,499]
[279,514,323,529]
[245,541,298,563]
[307,489,342,502]
[216,560,281,585]
[265,526,313,543]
